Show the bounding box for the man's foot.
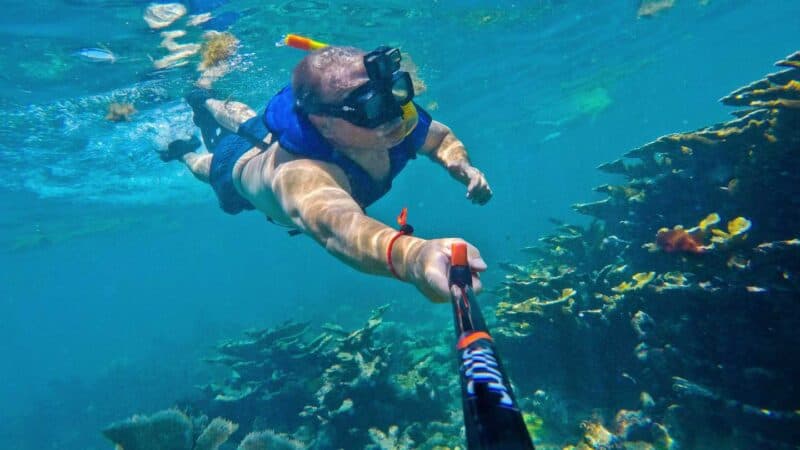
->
[158,135,201,162]
[186,88,213,110]
[186,88,225,150]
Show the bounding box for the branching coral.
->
[495,51,800,448]
[103,410,236,450]
[367,424,415,450]
[189,304,458,449]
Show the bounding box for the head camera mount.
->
[364,46,402,83]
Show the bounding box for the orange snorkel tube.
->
[282,34,328,51]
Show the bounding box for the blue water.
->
[1,0,799,448]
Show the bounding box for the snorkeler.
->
[158,44,492,302]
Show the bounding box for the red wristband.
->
[387,208,414,279]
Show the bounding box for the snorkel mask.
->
[283,35,417,129]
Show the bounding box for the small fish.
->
[75,47,116,63]
[746,286,767,293]
[540,131,562,143]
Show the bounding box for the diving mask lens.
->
[390,72,413,104]
[362,93,386,122]
[345,72,413,127]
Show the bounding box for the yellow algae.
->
[505,288,577,315]
[199,31,238,70]
[596,292,623,304]
[612,272,655,293]
[559,288,577,300]
[727,217,752,236]
[714,127,742,138]
[680,145,693,155]
[751,79,800,96]
[751,99,800,109]
[653,271,690,293]
[633,272,656,284]
[697,213,720,231]
[764,133,777,143]
[711,216,751,244]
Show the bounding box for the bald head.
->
[292,46,367,113]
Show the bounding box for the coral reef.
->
[495,52,800,448]
[103,409,314,450]
[105,102,136,122]
[102,409,236,450]
[186,305,462,449]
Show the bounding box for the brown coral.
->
[200,31,239,70]
[105,102,136,122]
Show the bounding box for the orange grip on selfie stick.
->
[451,242,468,267]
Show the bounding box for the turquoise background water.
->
[1,0,798,448]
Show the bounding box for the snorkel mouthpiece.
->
[400,101,419,136]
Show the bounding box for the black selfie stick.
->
[449,243,535,450]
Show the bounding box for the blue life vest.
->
[263,85,432,209]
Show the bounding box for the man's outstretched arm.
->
[418,120,493,205]
[271,159,486,302]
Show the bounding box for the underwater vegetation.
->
[107,306,468,450]
[196,31,240,89]
[199,32,239,71]
[495,51,800,448]
[104,52,800,449]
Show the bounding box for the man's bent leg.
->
[187,90,256,149]
[205,99,257,134]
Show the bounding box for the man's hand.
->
[409,238,487,303]
[464,166,492,205]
